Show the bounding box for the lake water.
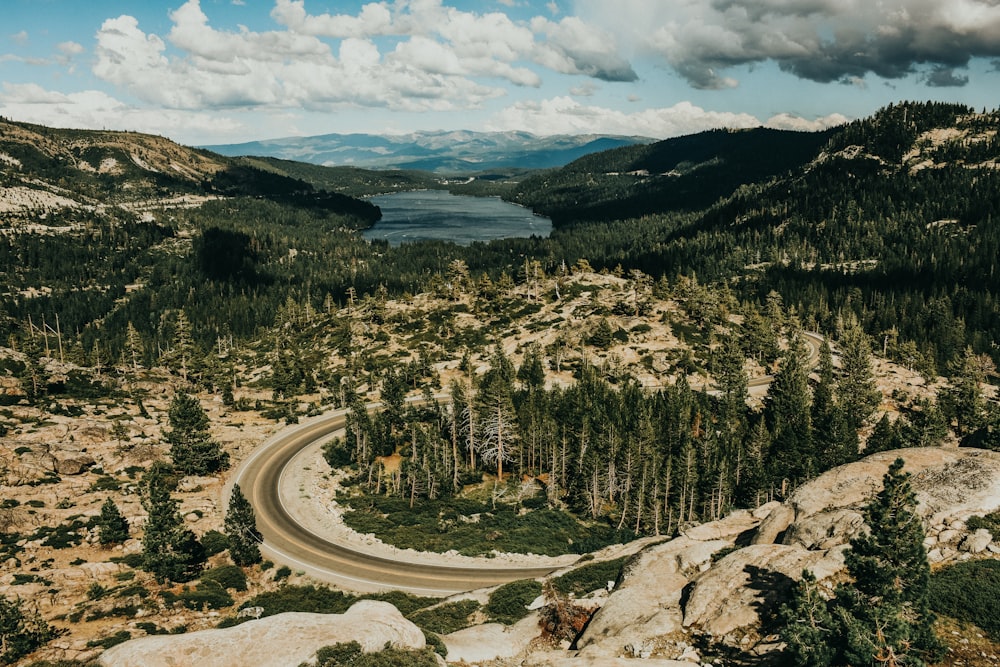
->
[362,190,551,246]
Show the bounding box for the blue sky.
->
[2,0,999,145]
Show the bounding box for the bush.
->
[162,581,234,611]
[273,565,292,582]
[966,510,1000,536]
[407,599,480,634]
[86,630,131,650]
[201,565,248,592]
[200,529,229,557]
[929,559,1000,640]
[110,553,145,568]
[485,579,542,625]
[239,585,355,617]
[551,557,626,597]
[311,642,441,667]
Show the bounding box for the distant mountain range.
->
[202,130,656,173]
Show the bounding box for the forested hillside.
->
[3,104,1000,665]
[503,102,1000,376]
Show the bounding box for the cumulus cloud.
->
[0,83,243,142]
[487,96,847,137]
[91,1,505,113]
[922,65,970,87]
[270,0,633,84]
[576,0,1000,88]
[487,97,761,137]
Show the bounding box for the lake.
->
[362,190,552,246]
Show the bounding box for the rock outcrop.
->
[95,448,1000,666]
[98,601,425,667]
[570,447,1000,661]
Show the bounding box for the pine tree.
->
[764,332,814,493]
[97,498,129,546]
[837,323,881,432]
[164,391,229,476]
[140,462,205,583]
[225,485,262,566]
[779,458,945,666]
[0,594,56,665]
[778,570,837,667]
[813,340,857,470]
[837,458,945,666]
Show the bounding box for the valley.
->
[1,102,1000,666]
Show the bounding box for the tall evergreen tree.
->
[779,458,945,667]
[778,570,837,667]
[97,498,129,546]
[836,458,945,666]
[140,462,205,583]
[164,391,229,475]
[837,323,881,433]
[0,594,56,665]
[224,485,262,566]
[813,340,856,470]
[764,332,814,494]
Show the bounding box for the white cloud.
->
[10,31,28,46]
[90,1,506,113]
[530,15,636,81]
[764,112,848,132]
[270,0,634,84]
[575,0,1000,88]
[487,97,847,137]
[57,42,85,56]
[0,83,244,143]
[487,97,764,137]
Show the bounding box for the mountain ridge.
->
[202,129,655,173]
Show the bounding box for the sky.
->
[1,0,999,146]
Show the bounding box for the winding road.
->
[230,407,566,596]
[230,332,827,596]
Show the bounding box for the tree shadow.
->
[689,564,798,666]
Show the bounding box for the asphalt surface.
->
[232,332,826,595]
[232,409,565,596]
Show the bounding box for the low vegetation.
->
[929,559,1000,641]
[485,579,543,625]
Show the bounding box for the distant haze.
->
[203,130,654,174]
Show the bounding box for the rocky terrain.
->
[1,268,994,666]
[82,448,1000,666]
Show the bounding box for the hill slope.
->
[0,119,380,223]
[203,130,654,173]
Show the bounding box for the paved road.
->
[747,330,825,392]
[231,409,565,596]
[232,332,826,595]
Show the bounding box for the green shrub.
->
[367,591,436,616]
[135,621,168,635]
[33,519,87,549]
[929,559,1000,640]
[86,630,131,650]
[88,475,121,492]
[273,565,292,582]
[85,604,139,621]
[407,599,480,634]
[340,494,628,557]
[162,581,234,611]
[551,557,627,596]
[966,510,1000,535]
[311,642,441,667]
[423,631,447,658]
[239,585,355,617]
[485,579,542,625]
[110,553,144,568]
[201,565,247,592]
